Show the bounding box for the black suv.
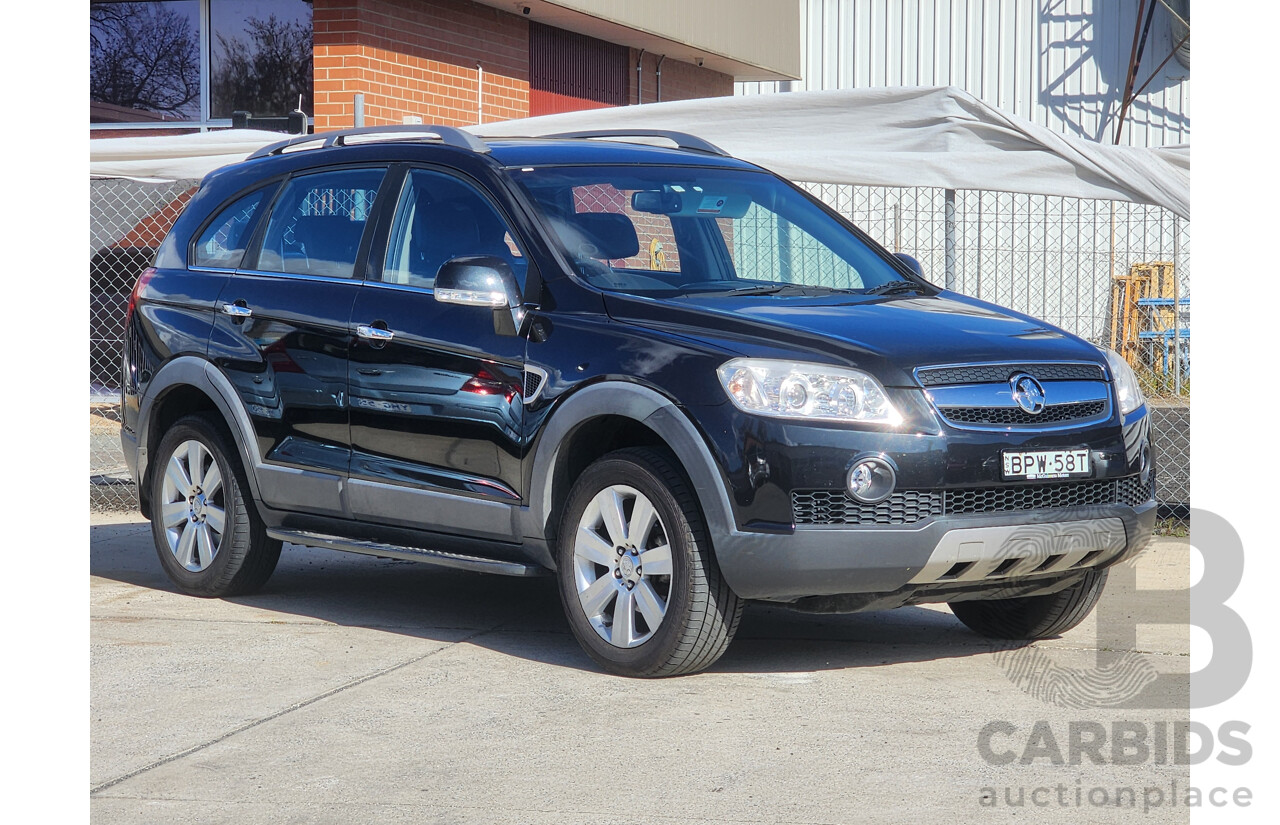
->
[122,125,1155,677]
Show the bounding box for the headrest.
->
[570,212,639,260]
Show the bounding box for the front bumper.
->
[711,499,1156,602]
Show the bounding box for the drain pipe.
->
[655,55,666,102]
[476,62,484,124]
[635,49,645,104]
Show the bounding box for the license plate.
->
[1002,449,1091,480]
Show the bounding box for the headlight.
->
[716,358,903,425]
[1101,348,1146,415]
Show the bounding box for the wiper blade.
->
[717,283,861,296]
[719,284,790,296]
[863,280,930,296]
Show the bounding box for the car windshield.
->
[511,165,918,297]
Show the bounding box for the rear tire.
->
[949,569,1108,639]
[556,447,743,677]
[150,414,281,597]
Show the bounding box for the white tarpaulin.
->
[473,87,1190,219]
[89,129,289,183]
[89,87,1189,217]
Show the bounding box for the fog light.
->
[846,458,896,503]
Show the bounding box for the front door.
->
[346,167,531,542]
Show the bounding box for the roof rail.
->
[544,129,729,157]
[246,125,490,160]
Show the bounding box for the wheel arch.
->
[522,382,736,569]
[136,356,266,520]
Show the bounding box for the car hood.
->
[603,290,1105,387]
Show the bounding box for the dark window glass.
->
[90,1,201,123]
[211,0,314,119]
[258,169,385,279]
[383,170,527,290]
[192,187,273,269]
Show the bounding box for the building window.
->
[90,0,313,130]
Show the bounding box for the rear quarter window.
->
[191,187,273,269]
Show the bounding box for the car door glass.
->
[382,169,527,290]
[192,186,274,269]
[257,168,384,279]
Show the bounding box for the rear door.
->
[208,165,389,518]
[345,166,531,542]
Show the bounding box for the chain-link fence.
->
[91,177,198,511]
[90,177,1189,529]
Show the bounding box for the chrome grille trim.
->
[793,475,1154,526]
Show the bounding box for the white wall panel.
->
[738,0,1190,147]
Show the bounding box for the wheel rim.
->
[572,484,673,648]
[159,439,227,573]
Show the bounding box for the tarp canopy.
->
[89,129,290,183]
[89,87,1189,218]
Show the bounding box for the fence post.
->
[944,188,957,289]
[1173,215,1182,395]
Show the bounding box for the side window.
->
[256,168,385,279]
[191,186,272,269]
[382,169,526,290]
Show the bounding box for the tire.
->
[949,569,1109,640]
[149,414,282,597]
[555,447,743,677]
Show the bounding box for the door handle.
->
[222,303,253,318]
[356,324,395,342]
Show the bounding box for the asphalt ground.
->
[91,512,1191,824]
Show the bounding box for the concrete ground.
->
[91,513,1191,824]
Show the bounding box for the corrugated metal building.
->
[737,0,1189,147]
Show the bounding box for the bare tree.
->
[90,2,200,117]
[212,14,313,118]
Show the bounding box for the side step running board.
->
[267,529,545,577]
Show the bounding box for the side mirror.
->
[434,256,522,309]
[893,252,924,278]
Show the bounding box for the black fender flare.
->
[135,355,268,514]
[519,381,737,566]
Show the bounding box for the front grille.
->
[939,400,1107,426]
[793,475,1152,525]
[917,363,1105,386]
[946,479,1118,514]
[792,489,944,526]
[1116,473,1156,507]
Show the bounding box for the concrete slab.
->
[92,515,1191,823]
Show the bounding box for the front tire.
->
[150,414,281,597]
[556,448,743,677]
[949,569,1109,639]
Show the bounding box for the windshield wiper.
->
[709,283,862,297]
[863,280,931,296]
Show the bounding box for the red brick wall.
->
[313,0,530,130]
[629,50,734,105]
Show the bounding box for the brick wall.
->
[629,50,734,106]
[313,0,530,130]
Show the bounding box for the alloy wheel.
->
[159,439,227,572]
[571,484,674,648]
